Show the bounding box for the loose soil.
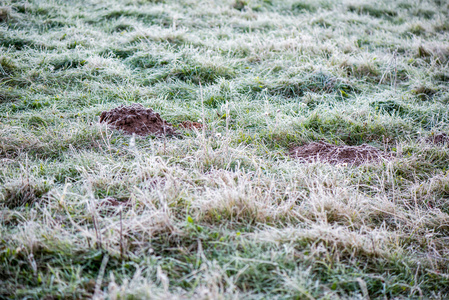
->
[426,133,449,146]
[179,120,205,130]
[99,104,174,136]
[289,141,385,165]
[98,197,131,208]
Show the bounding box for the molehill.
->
[99,103,175,136]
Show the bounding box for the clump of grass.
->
[48,56,87,71]
[100,47,138,59]
[0,56,18,77]
[347,3,398,19]
[0,87,21,104]
[167,59,236,85]
[412,8,435,19]
[406,22,428,36]
[411,84,437,100]
[241,72,355,98]
[103,7,172,27]
[299,110,407,145]
[1,180,50,209]
[128,28,189,46]
[153,81,197,101]
[339,56,380,81]
[370,99,408,115]
[434,21,449,32]
[125,52,172,69]
[417,44,449,64]
[0,6,12,22]
[232,0,248,11]
[291,1,317,13]
[412,172,449,213]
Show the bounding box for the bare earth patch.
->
[426,133,449,146]
[289,141,385,165]
[179,120,205,130]
[99,103,174,136]
[98,197,131,208]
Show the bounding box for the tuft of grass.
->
[166,59,236,85]
[347,4,398,19]
[0,6,12,22]
[1,180,51,209]
[291,1,317,13]
[0,56,18,76]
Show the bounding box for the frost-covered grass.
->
[1,0,449,298]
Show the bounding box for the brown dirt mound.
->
[99,104,174,136]
[179,120,205,130]
[426,133,449,146]
[289,141,384,165]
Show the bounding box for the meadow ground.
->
[1,0,449,298]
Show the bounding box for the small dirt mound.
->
[179,120,205,130]
[289,141,384,165]
[426,133,449,146]
[99,104,174,136]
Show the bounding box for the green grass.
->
[1,0,449,298]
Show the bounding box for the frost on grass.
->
[2,0,449,298]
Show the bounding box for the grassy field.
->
[1,0,449,298]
